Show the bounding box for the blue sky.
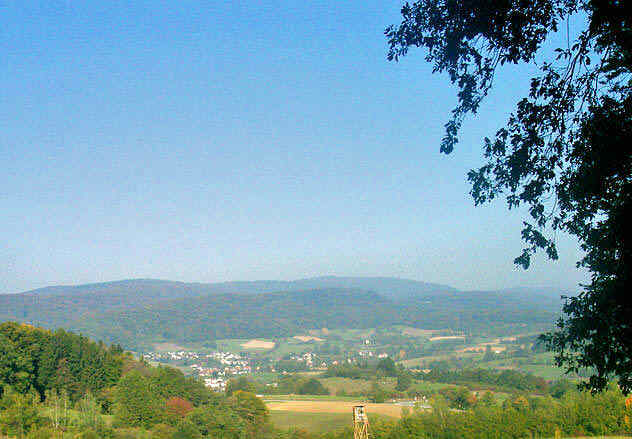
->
[1,1,587,293]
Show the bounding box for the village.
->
[142,343,393,392]
[143,350,252,391]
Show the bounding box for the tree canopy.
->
[386,0,631,392]
[0,322,274,439]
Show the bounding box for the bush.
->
[150,423,176,439]
[76,430,100,439]
[298,379,329,395]
[172,419,202,439]
[26,427,56,439]
[368,382,388,403]
[113,428,152,439]
[396,373,412,391]
[549,379,575,398]
[165,397,194,422]
[225,377,257,396]
[113,372,164,428]
[376,358,398,377]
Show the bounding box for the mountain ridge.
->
[15,275,457,300]
[0,276,567,349]
[13,277,572,300]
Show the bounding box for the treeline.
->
[270,376,329,396]
[0,321,279,439]
[418,368,549,393]
[322,359,551,395]
[0,370,271,439]
[322,358,401,380]
[0,321,124,402]
[321,385,631,439]
[109,367,271,437]
[228,375,330,396]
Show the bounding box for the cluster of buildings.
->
[285,351,327,369]
[143,350,254,392]
[143,350,202,362]
[205,350,250,368]
[143,347,392,392]
[359,350,389,358]
[283,350,389,368]
[203,376,227,391]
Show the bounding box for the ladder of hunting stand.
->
[353,405,370,439]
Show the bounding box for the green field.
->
[477,352,578,380]
[400,352,481,368]
[320,377,397,395]
[407,380,453,394]
[271,339,326,356]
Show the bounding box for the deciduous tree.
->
[113,371,163,428]
[386,0,631,392]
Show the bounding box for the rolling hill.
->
[0,277,566,349]
[11,276,456,299]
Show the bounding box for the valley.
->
[135,322,590,433]
[1,277,627,438]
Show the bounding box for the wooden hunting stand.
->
[353,405,370,439]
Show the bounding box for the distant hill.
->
[0,276,456,328]
[71,287,559,349]
[73,288,396,346]
[0,276,565,349]
[16,276,456,299]
[274,276,458,300]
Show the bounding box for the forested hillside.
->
[76,288,558,349]
[0,322,123,402]
[0,277,452,330]
[0,277,565,349]
[0,322,273,439]
[9,276,456,299]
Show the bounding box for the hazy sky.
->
[1,1,588,294]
